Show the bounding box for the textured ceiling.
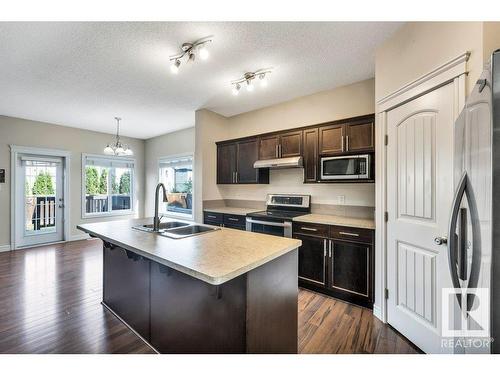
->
[0,22,402,139]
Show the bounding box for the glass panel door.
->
[17,155,64,247]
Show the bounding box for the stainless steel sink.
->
[159,224,220,239]
[132,221,190,232]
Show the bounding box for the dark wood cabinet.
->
[258,131,302,160]
[345,120,374,152]
[217,143,237,184]
[328,240,370,299]
[279,130,302,158]
[103,244,151,340]
[258,135,280,160]
[293,222,374,308]
[303,128,318,183]
[294,234,326,286]
[319,124,345,155]
[216,140,269,184]
[204,211,246,231]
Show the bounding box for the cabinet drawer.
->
[203,211,223,224]
[330,226,374,244]
[293,222,329,237]
[223,214,246,227]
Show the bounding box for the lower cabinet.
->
[204,211,246,231]
[293,222,374,308]
[103,242,151,340]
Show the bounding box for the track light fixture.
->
[169,36,213,74]
[230,69,272,96]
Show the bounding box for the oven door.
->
[245,218,292,238]
[320,154,370,180]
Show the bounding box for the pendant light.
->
[104,117,133,156]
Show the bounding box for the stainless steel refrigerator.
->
[449,49,500,353]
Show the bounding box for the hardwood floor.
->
[0,239,419,354]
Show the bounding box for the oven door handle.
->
[245,218,292,228]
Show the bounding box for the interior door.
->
[386,83,456,353]
[16,155,64,248]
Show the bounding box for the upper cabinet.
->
[216,114,374,185]
[258,130,303,160]
[216,139,269,184]
[319,117,375,156]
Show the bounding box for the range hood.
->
[253,156,303,169]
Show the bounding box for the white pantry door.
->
[386,82,455,353]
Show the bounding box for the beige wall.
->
[144,127,195,216]
[375,22,484,100]
[0,115,145,247]
[195,79,376,222]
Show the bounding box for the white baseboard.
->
[0,244,12,252]
[373,304,383,321]
[69,233,91,241]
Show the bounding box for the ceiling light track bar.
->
[169,36,213,61]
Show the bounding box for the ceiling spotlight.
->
[170,59,181,74]
[232,83,241,96]
[169,36,213,73]
[230,68,272,96]
[259,73,268,88]
[199,46,209,60]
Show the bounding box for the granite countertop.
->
[203,207,261,215]
[293,214,375,230]
[77,218,301,286]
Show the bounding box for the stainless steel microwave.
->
[320,154,371,180]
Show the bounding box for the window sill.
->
[82,210,136,220]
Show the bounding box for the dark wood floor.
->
[0,239,419,354]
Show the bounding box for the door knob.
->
[434,236,448,245]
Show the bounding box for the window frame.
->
[157,152,194,220]
[81,153,136,219]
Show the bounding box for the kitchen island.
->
[77,218,301,354]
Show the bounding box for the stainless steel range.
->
[246,194,311,238]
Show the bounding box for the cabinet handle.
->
[329,240,333,258]
[346,135,350,151]
[227,217,239,222]
[300,227,318,232]
[275,144,279,158]
[207,215,217,219]
[339,231,360,237]
[279,144,282,158]
[341,135,344,152]
[236,172,239,183]
[323,239,327,257]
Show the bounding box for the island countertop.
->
[77,218,301,286]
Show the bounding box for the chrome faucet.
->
[154,183,169,231]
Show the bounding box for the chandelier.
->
[169,36,213,74]
[231,68,273,95]
[103,117,133,156]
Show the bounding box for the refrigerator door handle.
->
[448,172,467,295]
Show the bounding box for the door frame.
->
[374,52,469,323]
[10,145,71,250]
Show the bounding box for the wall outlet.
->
[337,195,345,205]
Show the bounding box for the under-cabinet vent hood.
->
[253,156,303,169]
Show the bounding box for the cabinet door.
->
[294,234,326,286]
[259,135,280,160]
[319,124,345,155]
[103,244,151,340]
[345,121,374,152]
[237,139,260,183]
[303,128,318,182]
[279,130,302,158]
[328,240,370,298]
[217,143,237,184]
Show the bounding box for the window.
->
[158,155,193,218]
[82,154,135,217]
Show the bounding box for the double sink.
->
[132,220,220,239]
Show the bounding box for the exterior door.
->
[386,83,456,353]
[16,155,64,247]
